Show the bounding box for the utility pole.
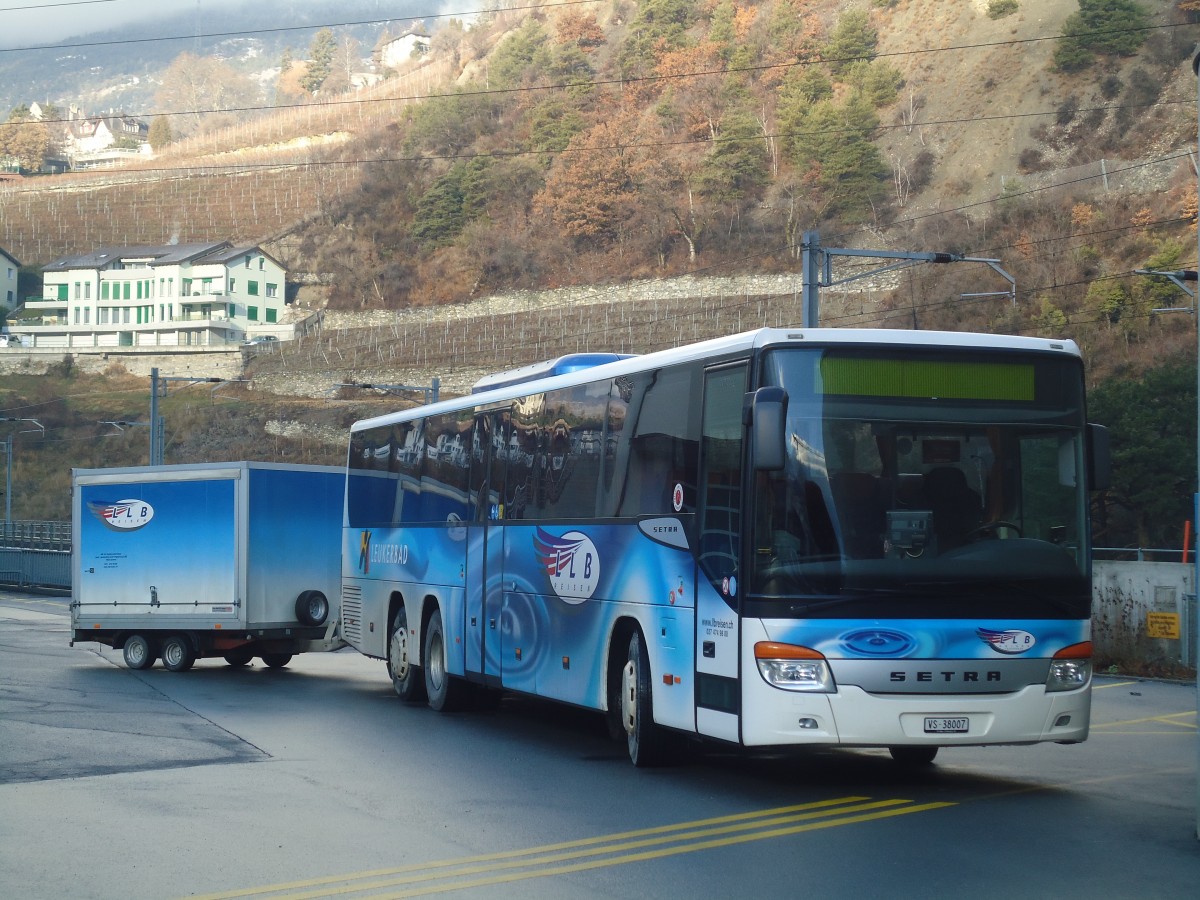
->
[0,417,45,524]
[149,367,161,467]
[1190,46,1200,843]
[799,230,1016,327]
[1132,268,1197,315]
[147,368,230,466]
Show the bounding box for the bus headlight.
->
[754,642,835,692]
[1046,641,1092,692]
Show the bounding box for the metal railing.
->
[1093,547,1191,563]
[0,548,70,590]
[0,520,71,551]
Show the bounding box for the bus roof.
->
[471,353,636,393]
[351,327,1082,433]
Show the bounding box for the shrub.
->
[987,0,1019,19]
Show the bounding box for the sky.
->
[0,0,419,50]
[2,0,248,48]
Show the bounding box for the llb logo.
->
[88,499,154,532]
[533,528,600,604]
[976,628,1036,655]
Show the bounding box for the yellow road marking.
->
[190,797,955,900]
[1091,711,1196,730]
[1091,681,1137,690]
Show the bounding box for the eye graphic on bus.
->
[840,629,918,657]
[533,528,600,604]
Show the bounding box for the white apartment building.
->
[1,245,18,310]
[17,242,287,349]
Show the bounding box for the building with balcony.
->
[15,242,287,350]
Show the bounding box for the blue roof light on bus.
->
[471,353,636,394]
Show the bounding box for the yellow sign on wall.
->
[1146,612,1181,640]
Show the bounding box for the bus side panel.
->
[496,520,697,731]
[341,523,469,660]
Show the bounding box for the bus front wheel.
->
[889,745,938,766]
[388,605,426,702]
[622,630,669,767]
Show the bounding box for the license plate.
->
[924,716,969,734]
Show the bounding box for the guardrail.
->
[0,521,71,551]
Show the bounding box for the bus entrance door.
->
[694,363,747,743]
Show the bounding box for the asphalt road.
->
[1,591,1197,899]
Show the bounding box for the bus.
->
[340,327,1109,766]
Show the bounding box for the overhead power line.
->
[14,19,1198,128]
[0,0,119,10]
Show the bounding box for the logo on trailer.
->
[976,627,1036,655]
[533,528,600,604]
[88,499,154,532]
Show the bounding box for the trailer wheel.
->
[423,609,464,712]
[387,605,425,702]
[122,634,156,670]
[622,629,669,767]
[224,648,253,667]
[295,590,329,627]
[261,653,293,668]
[160,634,195,673]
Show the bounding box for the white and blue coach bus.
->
[340,327,1110,766]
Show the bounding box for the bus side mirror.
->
[1087,423,1110,492]
[749,386,788,471]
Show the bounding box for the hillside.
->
[2,2,1194,337]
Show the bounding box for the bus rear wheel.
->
[388,605,425,702]
[424,609,464,712]
[622,630,669,767]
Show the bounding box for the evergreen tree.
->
[824,8,877,76]
[411,158,493,246]
[1054,0,1150,72]
[489,19,551,89]
[1089,359,1198,548]
[788,95,889,218]
[301,28,337,94]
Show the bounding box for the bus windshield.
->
[750,347,1091,619]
